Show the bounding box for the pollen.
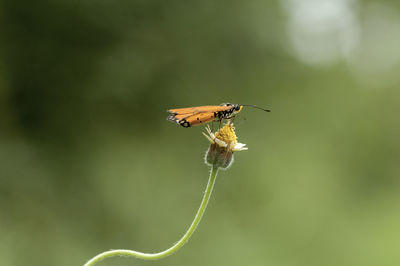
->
[215,123,237,147]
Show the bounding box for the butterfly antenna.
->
[240,104,271,112]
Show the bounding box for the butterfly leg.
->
[224,115,236,124]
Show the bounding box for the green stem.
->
[84,166,219,266]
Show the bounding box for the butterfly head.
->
[220,103,243,118]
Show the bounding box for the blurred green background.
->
[1,0,400,265]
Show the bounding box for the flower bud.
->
[205,143,234,170]
[202,123,247,170]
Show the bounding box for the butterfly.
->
[167,103,270,128]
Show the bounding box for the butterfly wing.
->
[183,112,217,126]
[167,105,229,115]
[167,105,232,127]
[167,112,214,127]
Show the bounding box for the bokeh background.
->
[1,0,400,265]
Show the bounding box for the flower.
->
[203,122,247,169]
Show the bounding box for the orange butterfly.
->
[167,103,270,128]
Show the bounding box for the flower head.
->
[203,122,247,169]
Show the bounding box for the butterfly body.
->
[167,103,269,128]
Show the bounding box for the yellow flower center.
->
[215,123,237,146]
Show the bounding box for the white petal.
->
[205,126,213,135]
[215,138,228,147]
[202,132,214,144]
[233,143,248,151]
[234,143,246,149]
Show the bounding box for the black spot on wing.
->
[179,119,191,128]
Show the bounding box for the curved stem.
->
[84,166,219,266]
